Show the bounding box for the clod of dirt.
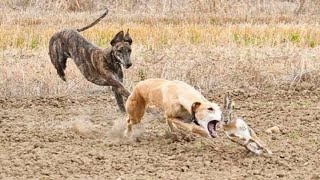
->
[33,143,44,149]
[277,174,285,178]
[266,126,281,134]
[281,129,289,135]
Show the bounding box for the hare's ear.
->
[230,101,235,111]
[224,92,234,111]
[224,92,230,109]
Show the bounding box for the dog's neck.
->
[104,48,121,70]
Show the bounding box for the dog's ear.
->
[191,102,201,118]
[110,30,124,46]
[124,29,133,45]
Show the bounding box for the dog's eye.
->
[208,107,214,111]
[128,49,132,53]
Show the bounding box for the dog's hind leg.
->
[57,56,67,81]
[49,39,68,81]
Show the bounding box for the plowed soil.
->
[1,90,320,179]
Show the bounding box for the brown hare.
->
[222,92,272,155]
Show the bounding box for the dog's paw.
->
[181,133,195,142]
[164,130,180,142]
[123,130,131,138]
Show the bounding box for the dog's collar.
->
[192,113,201,126]
[193,118,200,126]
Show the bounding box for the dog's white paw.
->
[123,129,131,138]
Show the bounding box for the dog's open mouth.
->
[207,120,219,138]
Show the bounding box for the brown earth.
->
[0,90,320,180]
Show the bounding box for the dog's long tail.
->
[77,7,108,32]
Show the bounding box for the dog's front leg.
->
[112,87,125,112]
[110,75,130,98]
[110,79,130,98]
[112,71,125,112]
[92,63,129,112]
[107,77,131,111]
[97,71,131,98]
[167,118,208,138]
[164,116,176,132]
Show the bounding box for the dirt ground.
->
[0,90,319,180]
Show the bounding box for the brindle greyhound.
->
[49,8,132,112]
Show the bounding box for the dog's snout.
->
[125,63,132,68]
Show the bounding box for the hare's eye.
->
[207,107,214,111]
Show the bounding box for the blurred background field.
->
[0,0,320,97]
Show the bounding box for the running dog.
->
[124,79,222,138]
[49,8,132,112]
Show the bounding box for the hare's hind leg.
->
[225,133,246,146]
[250,128,272,155]
[251,138,273,155]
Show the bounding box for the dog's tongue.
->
[208,122,218,138]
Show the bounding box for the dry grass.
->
[1,0,320,97]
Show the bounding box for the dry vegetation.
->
[0,0,320,97]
